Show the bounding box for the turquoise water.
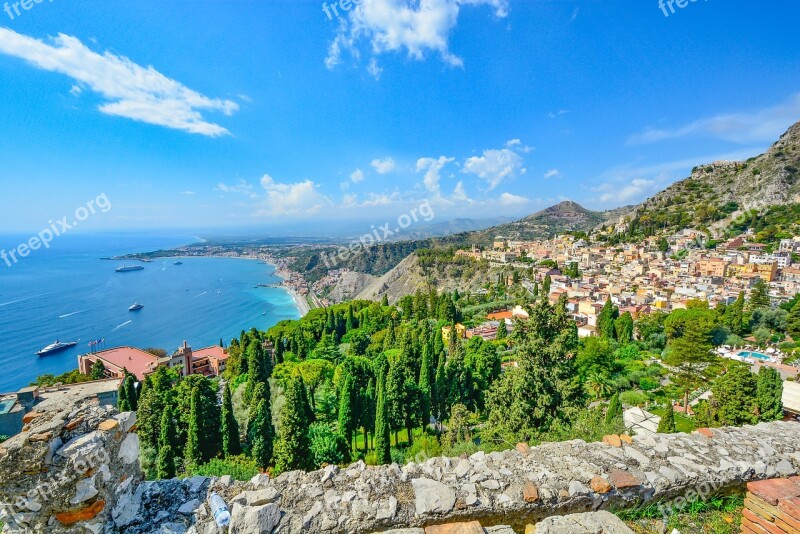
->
[0,232,300,393]
[738,351,770,361]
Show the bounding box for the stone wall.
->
[187,422,800,533]
[1,383,798,534]
[0,390,140,533]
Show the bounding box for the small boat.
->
[174,261,183,265]
[36,340,78,356]
[129,303,144,311]
[116,265,144,273]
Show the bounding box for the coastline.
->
[133,250,313,318]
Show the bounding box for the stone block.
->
[747,478,800,506]
[608,469,640,490]
[602,435,622,447]
[424,520,483,534]
[590,476,611,494]
[523,482,539,503]
[55,500,105,525]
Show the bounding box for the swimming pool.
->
[0,398,16,415]
[738,351,771,361]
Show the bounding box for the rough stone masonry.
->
[1,384,798,533]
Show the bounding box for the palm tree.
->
[586,372,612,400]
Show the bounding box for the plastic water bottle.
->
[209,492,231,527]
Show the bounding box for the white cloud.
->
[342,193,358,207]
[371,157,396,174]
[256,174,328,216]
[462,147,525,190]
[593,179,657,205]
[548,109,569,119]
[452,181,472,203]
[360,192,401,207]
[350,168,365,183]
[543,169,560,179]
[215,180,256,198]
[498,192,529,206]
[0,28,237,136]
[367,58,383,80]
[416,156,455,198]
[181,191,196,195]
[325,0,509,73]
[628,93,800,145]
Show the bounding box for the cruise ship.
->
[36,340,78,356]
[115,265,144,273]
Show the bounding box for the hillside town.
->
[456,232,800,338]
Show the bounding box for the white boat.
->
[129,303,144,311]
[36,340,78,356]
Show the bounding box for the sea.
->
[0,232,301,393]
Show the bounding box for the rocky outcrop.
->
[0,398,140,533]
[186,422,800,533]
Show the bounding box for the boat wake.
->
[112,320,133,332]
[0,296,34,308]
[58,311,83,319]
[193,291,208,298]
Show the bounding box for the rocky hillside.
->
[354,253,501,304]
[469,201,624,242]
[625,120,800,234]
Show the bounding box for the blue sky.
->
[1,0,799,233]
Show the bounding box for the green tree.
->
[221,383,241,457]
[184,388,203,467]
[656,402,676,434]
[664,307,718,411]
[712,363,758,426]
[117,379,131,412]
[90,360,106,380]
[374,372,391,465]
[605,392,621,424]
[124,374,138,411]
[486,296,583,437]
[788,298,800,340]
[723,292,745,336]
[136,367,176,450]
[273,377,312,473]
[542,274,552,295]
[749,279,771,311]
[597,298,619,340]
[247,381,275,469]
[615,312,634,344]
[156,404,177,479]
[308,422,350,467]
[757,367,783,422]
[418,345,433,433]
[337,374,355,449]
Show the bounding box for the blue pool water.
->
[0,232,301,393]
[738,351,770,361]
[0,398,16,414]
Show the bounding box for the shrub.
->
[186,455,259,481]
[404,433,442,464]
[619,390,648,407]
[308,423,350,468]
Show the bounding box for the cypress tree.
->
[338,374,355,450]
[117,379,131,412]
[221,383,241,457]
[542,274,552,295]
[184,388,203,467]
[381,294,389,307]
[757,366,783,421]
[418,345,433,433]
[156,405,177,479]
[247,381,275,469]
[374,372,391,465]
[273,377,312,473]
[657,401,676,433]
[124,374,138,411]
[605,392,621,424]
[788,298,800,340]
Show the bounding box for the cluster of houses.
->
[456,232,800,339]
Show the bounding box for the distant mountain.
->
[466,201,627,242]
[624,120,800,235]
